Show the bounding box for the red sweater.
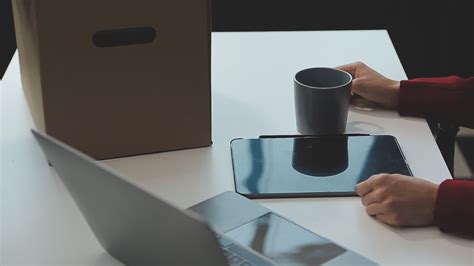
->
[398,76,474,236]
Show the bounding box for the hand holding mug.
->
[337,62,400,108]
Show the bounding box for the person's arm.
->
[399,76,474,128]
[337,62,474,236]
[356,174,474,237]
[434,179,474,236]
[337,62,474,128]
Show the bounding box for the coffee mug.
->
[294,67,352,135]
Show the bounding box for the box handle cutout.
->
[93,27,156,48]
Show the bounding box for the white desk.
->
[2,31,472,265]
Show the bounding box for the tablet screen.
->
[230,135,411,198]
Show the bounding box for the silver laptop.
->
[32,129,376,265]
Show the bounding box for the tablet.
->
[230,135,411,198]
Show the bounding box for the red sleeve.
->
[434,179,474,237]
[397,76,474,128]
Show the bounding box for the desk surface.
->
[2,31,472,265]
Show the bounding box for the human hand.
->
[337,62,400,108]
[356,174,439,227]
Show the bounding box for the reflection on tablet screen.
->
[231,135,411,197]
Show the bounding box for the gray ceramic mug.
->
[294,67,352,135]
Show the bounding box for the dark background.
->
[2,0,473,79]
[1,0,16,78]
[211,0,473,78]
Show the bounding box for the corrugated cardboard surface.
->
[12,0,46,131]
[13,0,212,159]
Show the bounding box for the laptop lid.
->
[32,130,227,265]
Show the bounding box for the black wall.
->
[212,0,473,78]
[1,0,16,79]
[1,1,473,79]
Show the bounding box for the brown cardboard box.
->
[12,0,212,159]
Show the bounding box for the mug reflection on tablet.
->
[292,137,349,177]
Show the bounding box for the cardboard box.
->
[12,0,212,159]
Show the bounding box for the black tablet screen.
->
[231,135,411,198]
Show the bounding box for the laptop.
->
[32,129,376,265]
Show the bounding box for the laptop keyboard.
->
[215,233,274,266]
